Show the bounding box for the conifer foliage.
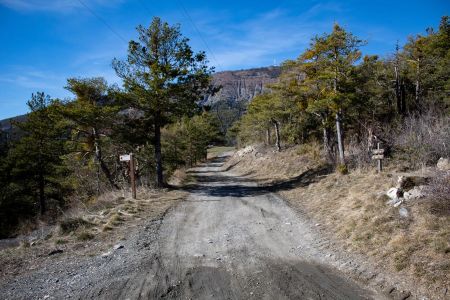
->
[0,18,218,237]
[237,17,449,167]
[113,17,213,187]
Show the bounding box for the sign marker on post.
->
[120,154,131,162]
[120,153,136,199]
[371,143,384,172]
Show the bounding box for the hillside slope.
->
[225,145,450,299]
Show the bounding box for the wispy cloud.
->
[192,5,340,70]
[0,0,122,12]
[0,67,62,90]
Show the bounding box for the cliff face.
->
[204,66,281,105]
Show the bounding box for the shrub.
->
[425,173,450,216]
[59,217,92,234]
[337,164,349,175]
[77,231,94,241]
[394,112,450,169]
[296,141,322,163]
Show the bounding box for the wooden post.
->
[377,143,382,172]
[130,153,137,199]
[371,143,384,173]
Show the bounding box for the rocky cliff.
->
[203,66,281,105]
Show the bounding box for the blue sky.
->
[0,0,448,119]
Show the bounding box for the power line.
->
[76,0,128,44]
[175,0,223,71]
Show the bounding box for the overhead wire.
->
[76,0,128,44]
[175,0,223,71]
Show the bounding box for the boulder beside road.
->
[437,157,450,171]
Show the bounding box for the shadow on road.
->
[181,156,332,198]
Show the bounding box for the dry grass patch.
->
[207,146,235,159]
[228,144,450,295]
[0,187,187,282]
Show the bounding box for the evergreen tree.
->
[9,92,68,215]
[298,24,365,165]
[59,77,120,190]
[113,17,212,187]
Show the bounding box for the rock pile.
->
[386,175,428,215]
[236,146,254,157]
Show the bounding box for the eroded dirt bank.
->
[1,154,386,299]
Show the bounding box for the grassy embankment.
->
[225,144,449,297]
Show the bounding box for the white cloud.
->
[0,67,62,90]
[192,7,337,70]
[0,0,122,12]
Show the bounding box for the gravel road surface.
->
[1,154,385,299]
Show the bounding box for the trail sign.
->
[120,153,136,199]
[372,149,385,155]
[371,143,384,172]
[120,154,131,162]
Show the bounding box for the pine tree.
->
[298,24,364,165]
[59,77,120,190]
[9,92,68,215]
[113,17,212,187]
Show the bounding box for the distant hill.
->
[0,114,27,142]
[203,66,281,105]
[0,114,27,131]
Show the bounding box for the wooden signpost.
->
[371,143,384,172]
[120,153,136,199]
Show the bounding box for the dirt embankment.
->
[0,188,186,292]
[225,144,450,299]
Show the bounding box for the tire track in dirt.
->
[0,154,388,299]
[122,154,386,299]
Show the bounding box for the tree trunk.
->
[92,128,119,190]
[99,159,119,189]
[400,79,406,114]
[415,58,421,108]
[154,111,164,187]
[37,146,46,215]
[38,171,46,215]
[394,65,402,114]
[335,111,345,165]
[322,120,334,162]
[394,43,404,115]
[272,119,281,152]
[266,127,271,145]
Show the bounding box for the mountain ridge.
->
[0,66,282,129]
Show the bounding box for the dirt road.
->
[1,154,384,299]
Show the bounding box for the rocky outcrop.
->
[203,66,281,106]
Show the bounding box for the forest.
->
[0,15,448,238]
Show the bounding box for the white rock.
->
[437,157,450,171]
[399,207,409,217]
[393,200,403,207]
[236,146,254,157]
[114,244,124,250]
[386,187,402,200]
[403,186,425,200]
[101,251,111,258]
